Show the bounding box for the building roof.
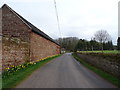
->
[2,4,60,46]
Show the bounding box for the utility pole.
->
[54,0,62,53]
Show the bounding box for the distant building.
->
[61,48,66,53]
[0,4,60,70]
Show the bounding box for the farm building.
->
[0,4,60,71]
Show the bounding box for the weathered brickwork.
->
[2,37,30,70]
[30,32,60,62]
[2,5,31,42]
[1,4,60,71]
[2,5,30,70]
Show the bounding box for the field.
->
[78,50,120,53]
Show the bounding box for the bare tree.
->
[55,37,79,52]
[94,30,111,51]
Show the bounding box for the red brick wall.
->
[1,5,60,71]
[2,5,31,41]
[2,5,31,70]
[30,32,60,62]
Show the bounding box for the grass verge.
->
[2,54,61,88]
[72,53,120,87]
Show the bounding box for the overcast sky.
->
[0,0,119,45]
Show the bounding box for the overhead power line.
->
[54,0,62,38]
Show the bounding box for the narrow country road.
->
[16,53,116,88]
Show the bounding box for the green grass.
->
[2,54,61,88]
[0,75,2,90]
[78,50,120,53]
[72,53,120,87]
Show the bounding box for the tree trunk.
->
[102,43,103,53]
[92,46,93,51]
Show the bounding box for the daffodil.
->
[6,67,10,70]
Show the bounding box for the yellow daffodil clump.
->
[3,54,59,78]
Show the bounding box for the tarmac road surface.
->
[16,53,116,88]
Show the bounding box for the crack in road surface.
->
[16,53,116,88]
